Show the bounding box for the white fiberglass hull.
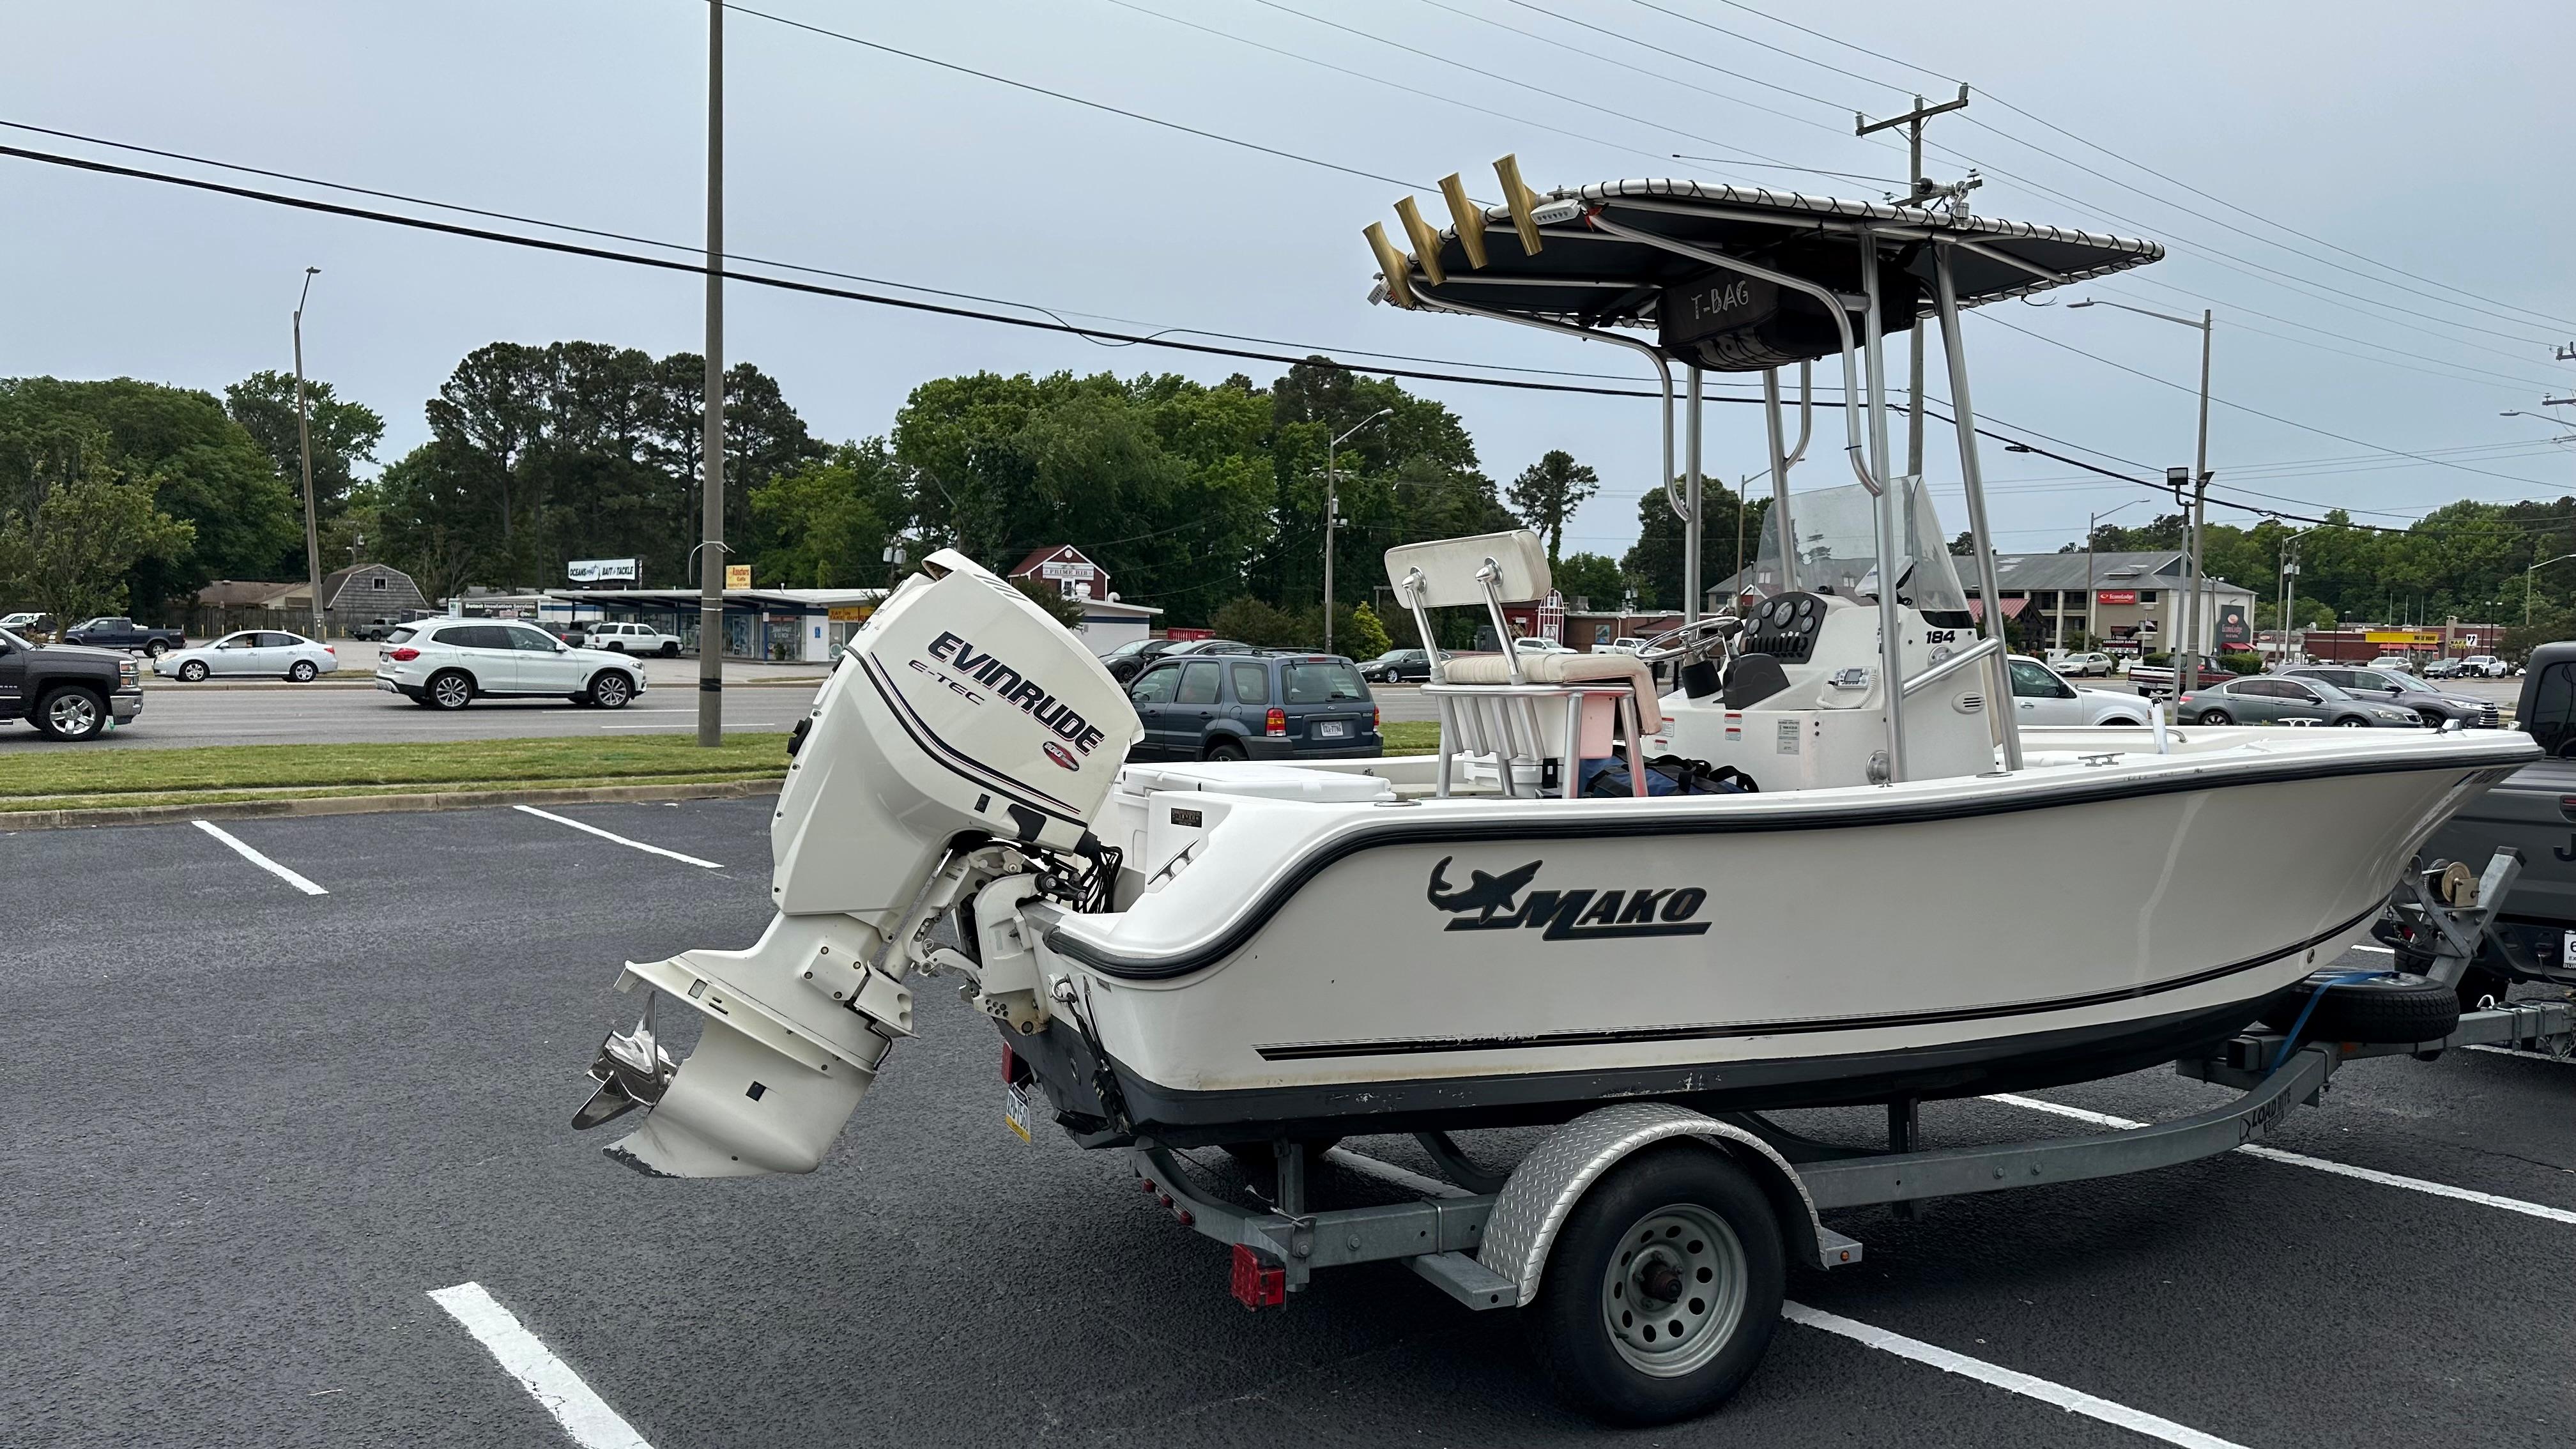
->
[1027,730,2531,1144]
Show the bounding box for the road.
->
[4,796,2569,1446]
[3,681,821,751]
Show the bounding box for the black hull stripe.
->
[1251,901,2379,1061]
[857,656,1084,825]
[1050,749,2527,981]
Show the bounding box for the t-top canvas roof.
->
[1365,172,2163,372]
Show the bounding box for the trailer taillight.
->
[1230,1244,1286,1308]
[1265,707,1286,736]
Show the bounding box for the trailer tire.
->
[2260,969,2460,1044]
[1528,1141,1784,1426]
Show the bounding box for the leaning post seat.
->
[1386,530,1659,800]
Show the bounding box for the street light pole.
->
[1323,408,1392,656]
[2278,524,2317,664]
[291,267,325,641]
[2524,553,2576,625]
[2068,298,2214,688]
[2083,498,2143,648]
[697,0,725,747]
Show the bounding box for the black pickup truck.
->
[2416,640,2576,995]
[60,616,187,656]
[0,626,145,739]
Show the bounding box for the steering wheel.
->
[1633,613,1743,664]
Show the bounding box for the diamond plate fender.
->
[1475,1101,1845,1300]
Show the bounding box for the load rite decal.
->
[1427,857,1711,939]
[920,631,1108,755]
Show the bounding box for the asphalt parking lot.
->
[5,796,2570,1447]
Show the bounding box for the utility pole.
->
[697,0,725,748]
[2070,298,2213,687]
[2084,498,2142,648]
[292,267,325,641]
[1858,86,1968,482]
[1322,408,1391,656]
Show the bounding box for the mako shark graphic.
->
[1425,857,1712,940]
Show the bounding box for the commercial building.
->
[1988,551,2258,656]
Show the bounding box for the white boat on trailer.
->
[569,162,2543,1423]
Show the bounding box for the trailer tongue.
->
[571,547,1140,1177]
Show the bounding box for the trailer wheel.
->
[2261,969,2460,1044]
[1528,1142,1784,1426]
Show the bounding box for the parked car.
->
[2174,675,2418,727]
[2051,650,2115,678]
[155,631,338,683]
[373,618,646,710]
[346,618,402,641]
[2458,654,2509,678]
[0,611,56,641]
[2413,641,2576,1001]
[1102,636,1255,684]
[2368,655,2413,672]
[2005,655,2150,726]
[2276,664,2497,728]
[585,621,682,656]
[60,617,186,656]
[2125,652,2240,698]
[1514,636,1575,655]
[2421,657,2468,680]
[1124,652,1380,760]
[0,625,144,739]
[1359,647,1448,683]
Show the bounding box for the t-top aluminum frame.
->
[1418,204,2028,780]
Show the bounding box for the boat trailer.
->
[1108,850,2572,1416]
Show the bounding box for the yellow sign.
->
[724,564,752,590]
[2363,630,2441,645]
[827,605,873,623]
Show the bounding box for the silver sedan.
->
[154,630,339,682]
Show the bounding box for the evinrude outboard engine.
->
[572,548,1140,1177]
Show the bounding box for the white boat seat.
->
[1441,651,1666,733]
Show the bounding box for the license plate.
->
[1316,720,1348,738]
[1004,1084,1033,1143]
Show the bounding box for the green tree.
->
[1342,601,1393,660]
[223,370,386,569]
[1505,449,1600,564]
[0,420,194,621]
[0,377,296,613]
[1209,595,1305,647]
[750,440,907,587]
[1551,551,1628,610]
[1621,479,1761,610]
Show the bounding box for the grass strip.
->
[0,732,790,799]
[1382,721,1439,756]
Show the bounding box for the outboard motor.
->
[572,549,1141,1177]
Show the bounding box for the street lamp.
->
[2069,298,2214,688]
[1322,408,1393,656]
[2524,553,2576,626]
[2083,498,2145,650]
[2276,524,2318,664]
[292,266,326,641]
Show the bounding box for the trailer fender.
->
[1476,1101,1854,1303]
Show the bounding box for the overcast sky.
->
[7,0,2573,576]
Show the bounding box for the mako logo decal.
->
[1426,857,1711,940]
[923,630,1108,756]
[1042,740,1079,770]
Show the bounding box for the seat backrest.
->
[1383,530,1550,608]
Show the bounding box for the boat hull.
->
[1031,735,2530,1144]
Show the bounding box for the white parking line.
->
[1782,1302,2247,1449]
[513,805,723,868]
[427,1282,654,1449]
[192,820,327,895]
[1988,1093,2576,1225]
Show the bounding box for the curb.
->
[0,776,783,832]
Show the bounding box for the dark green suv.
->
[1124,652,1381,761]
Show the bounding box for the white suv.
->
[585,621,680,656]
[375,619,647,710]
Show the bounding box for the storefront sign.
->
[827,605,873,623]
[567,557,638,583]
[724,564,753,590]
[2364,630,2442,645]
[1039,560,1097,582]
[2214,602,2251,648]
[2095,589,2137,605]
